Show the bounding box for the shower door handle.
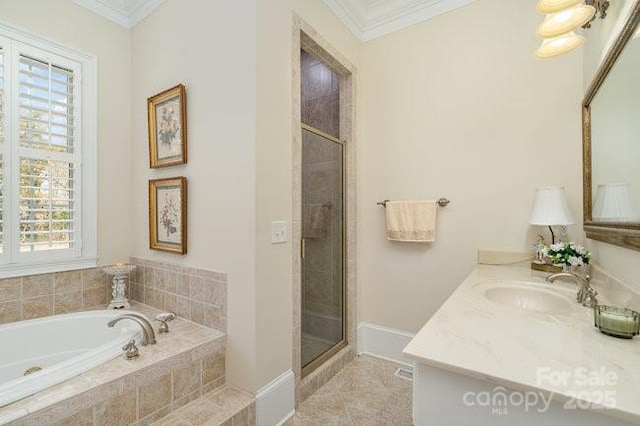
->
[301,239,306,259]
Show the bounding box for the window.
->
[0,25,97,277]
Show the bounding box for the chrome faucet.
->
[108,313,157,345]
[547,272,598,308]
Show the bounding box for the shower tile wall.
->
[301,50,340,138]
[301,48,343,365]
[0,268,109,325]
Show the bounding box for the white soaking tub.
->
[0,310,144,407]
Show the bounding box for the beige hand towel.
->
[386,200,437,242]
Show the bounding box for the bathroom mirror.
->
[583,1,640,250]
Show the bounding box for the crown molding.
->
[72,0,165,29]
[323,0,476,42]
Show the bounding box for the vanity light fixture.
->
[535,0,609,58]
[593,183,639,222]
[529,186,575,244]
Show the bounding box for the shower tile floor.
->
[287,355,413,425]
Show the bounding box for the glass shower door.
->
[301,125,345,373]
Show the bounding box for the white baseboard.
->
[256,369,295,426]
[357,322,415,366]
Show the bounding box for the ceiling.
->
[73,0,475,38]
[72,0,165,28]
[323,0,476,41]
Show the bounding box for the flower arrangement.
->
[542,242,591,267]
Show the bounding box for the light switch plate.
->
[271,221,287,244]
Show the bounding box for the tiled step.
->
[151,385,255,426]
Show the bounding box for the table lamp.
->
[529,186,575,244]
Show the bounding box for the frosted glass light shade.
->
[535,32,584,58]
[529,187,575,225]
[537,5,596,38]
[593,183,639,222]
[537,0,582,14]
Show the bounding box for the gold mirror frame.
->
[583,0,640,250]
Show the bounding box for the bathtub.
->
[0,310,144,407]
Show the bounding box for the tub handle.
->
[155,312,175,334]
[122,339,139,360]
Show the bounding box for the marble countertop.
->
[403,264,640,424]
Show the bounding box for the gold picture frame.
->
[148,84,187,168]
[149,177,187,254]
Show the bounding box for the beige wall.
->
[583,0,640,292]
[255,0,360,389]
[129,0,258,390]
[128,0,359,392]
[358,0,584,332]
[0,0,131,266]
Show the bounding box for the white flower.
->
[568,256,584,266]
[551,243,565,252]
[575,245,586,255]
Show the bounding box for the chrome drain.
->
[394,366,413,381]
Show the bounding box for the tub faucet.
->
[108,313,157,345]
[547,272,598,308]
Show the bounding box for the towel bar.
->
[376,198,451,208]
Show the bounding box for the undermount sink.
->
[473,281,574,314]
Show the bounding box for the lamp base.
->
[531,262,563,273]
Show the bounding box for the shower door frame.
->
[300,123,347,378]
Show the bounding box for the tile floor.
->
[287,355,413,425]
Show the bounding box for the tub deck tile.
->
[0,301,226,426]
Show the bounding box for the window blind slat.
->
[20,127,74,140]
[20,115,74,129]
[19,55,73,76]
[18,77,72,91]
[19,104,74,120]
[18,51,75,154]
[20,93,73,110]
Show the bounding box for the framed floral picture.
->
[149,177,187,254]
[148,84,187,168]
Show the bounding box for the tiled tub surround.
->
[0,268,110,325]
[0,302,226,426]
[128,258,227,332]
[403,264,640,425]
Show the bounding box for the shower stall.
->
[300,49,346,375]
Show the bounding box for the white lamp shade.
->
[535,31,584,58]
[529,187,575,225]
[593,183,639,222]
[537,0,582,14]
[537,5,596,38]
